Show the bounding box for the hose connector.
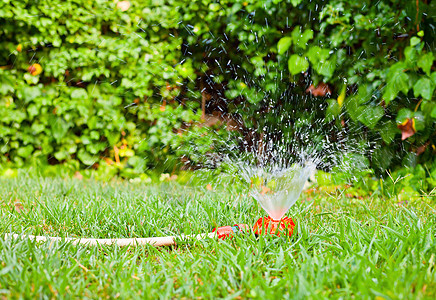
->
[213,224,249,240]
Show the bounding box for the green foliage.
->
[176,0,435,179]
[0,0,218,174]
[288,55,309,75]
[182,0,435,178]
[317,159,435,199]
[0,0,435,180]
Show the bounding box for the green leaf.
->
[54,150,68,161]
[404,46,417,67]
[379,121,398,145]
[431,106,436,118]
[413,112,425,131]
[71,88,88,99]
[396,73,410,96]
[306,46,330,65]
[77,148,96,165]
[105,130,120,145]
[410,37,421,46]
[417,52,434,75]
[421,100,436,120]
[358,105,384,129]
[356,85,372,104]
[301,29,314,46]
[382,72,409,104]
[290,27,313,50]
[49,117,71,143]
[382,84,396,104]
[306,46,335,79]
[27,104,39,119]
[396,108,413,124]
[291,0,302,6]
[325,99,340,122]
[431,72,436,85]
[372,147,394,170]
[19,86,42,103]
[344,96,362,122]
[413,77,435,100]
[317,56,336,79]
[250,56,264,68]
[17,145,34,158]
[0,81,14,95]
[277,37,292,55]
[128,156,146,173]
[90,131,100,140]
[288,54,309,75]
[31,123,45,134]
[87,142,106,155]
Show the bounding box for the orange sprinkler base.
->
[252,216,295,236]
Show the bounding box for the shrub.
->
[0,0,215,175]
[0,0,435,185]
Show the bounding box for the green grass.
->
[1,175,435,299]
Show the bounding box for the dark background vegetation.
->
[0,0,435,191]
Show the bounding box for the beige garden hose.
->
[4,224,251,247]
[4,232,217,247]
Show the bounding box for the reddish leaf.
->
[113,146,120,164]
[116,1,131,11]
[28,63,42,76]
[398,118,415,140]
[160,99,166,112]
[74,171,83,180]
[104,157,115,165]
[306,82,332,97]
[416,143,428,155]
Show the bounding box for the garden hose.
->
[4,223,249,247]
[5,218,295,247]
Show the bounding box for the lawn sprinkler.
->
[247,162,316,237]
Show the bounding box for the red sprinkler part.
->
[213,224,249,240]
[253,216,295,236]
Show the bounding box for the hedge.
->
[0,0,435,185]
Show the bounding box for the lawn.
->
[1,175,435,299]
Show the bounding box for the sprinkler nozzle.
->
[253,216,295,236]
[213,224,249,240]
